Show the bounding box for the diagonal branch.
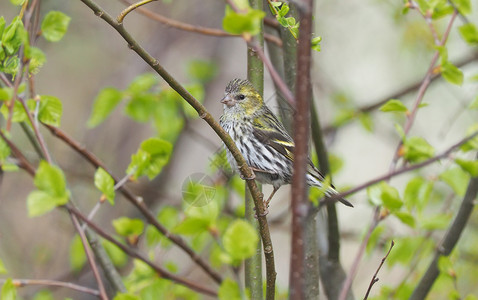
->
[410,156,478,299]
[0,278,100,296]
[363,240,395,300]
[44,124,223,284]
[119,0,282,46]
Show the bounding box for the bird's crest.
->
[225,78,255,94]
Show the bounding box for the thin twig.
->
[323,130,478,204]
[117,0,157,23]
[78,0,275,296]
[389,10,458,172]
[410,155,478,299]
[0,278,100,297]
[119,0,282,46]
[44,124,223,284]
[363,240,395,300]
[68,205,218,297]
[67,211,109,300]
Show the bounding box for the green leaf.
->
[387,237,424,267]
[453,0,471,15]
[87,87,124,127]
[223,8,265,35]
[112,217,144,237]
[102,239,128,267]
[404,176,433,212]
[146,206,179,247]
[181,84,205,118]
[459,24,478,44]
[187,60,217,83]
[419,213,451,230]
[94,167,115,205]
[402,136,435,163]
[1,278,17,300]
[329,153,344,175]
[69,235,86,271]
[394,211,415,228]
[25,47,46,74]
[0,258,7,274]
[10,0,26,5]
[358,113,374,132]
[127,73,158,95]
[460,124,478,152]
[366,224,385,254]
[173,217,211,235]
[41,11,71,42]
[218,278,241,300]
[124,93,158,122]
[438,256,454,276]
[2,17,27,56]
[439,167,470,196]
[469,96,478,110]
[311,36,322,52]
[379,99,408,113]
[332,109,355,127]
[441,61,464,85]
[222,220,259,264]
[27,191,63,217]
[27,161,70,217]
[380,182,403,211]
[126,138,172,180]
[455,158,478,177]
[33,290,54,300]
[0,136,11,163]
[0,100,27,123]
[35,95,63,126]
[394,123,406,140]
[113,293,141,300]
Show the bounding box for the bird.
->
[219,78,353,210]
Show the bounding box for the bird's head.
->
[221,79,263,116]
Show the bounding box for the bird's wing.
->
[251,108,295,161]
[252,107,328,182]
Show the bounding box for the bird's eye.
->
[237,94,245,100]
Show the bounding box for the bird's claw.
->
[240,170,256,180]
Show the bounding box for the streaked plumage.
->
[219,78,353,208]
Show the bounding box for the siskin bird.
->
[219,78,353,209]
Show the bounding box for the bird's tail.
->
[307,164,353,207]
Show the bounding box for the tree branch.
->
[68,205,218,297]
[44,124,223,284]
[289,0,313,298]
[363,240,395,300]
[119,0,282,46]
[0,278,100,297]
[410,155,478,299]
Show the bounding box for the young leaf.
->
[218,278,241,300]
[10,0,26,5]
[1,278,17,300]
[126,73,158,95]
[35,95,63,126]
[112,217,145,237]
[453,0,471,15]
[25,47,46,74]
[69,235,86,271]
[87,87,123,127]
[402,136,435,163]
[33,290,54,300]
[113,293,141,300]
[441,61,464,86]
[0,136,11,163]
[102,239,128,267]
[126,138,172,180]
[223,8,265,36]
[27,161,70,217]
[459,24,478,45]
[0,258,7,274]
[439,167,470,196]
[94,167,115,205]
[469,96,478,110]
[379,99,408,113]
[380,182,403,211]
[187,60,217,83]
[2,17,27,56]
[41,11,71,42]
[455,158,478,177]
[419,213,451,230]
[222,220,259,264]
[393,211,416,228]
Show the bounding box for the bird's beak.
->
[220,95,235,107]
